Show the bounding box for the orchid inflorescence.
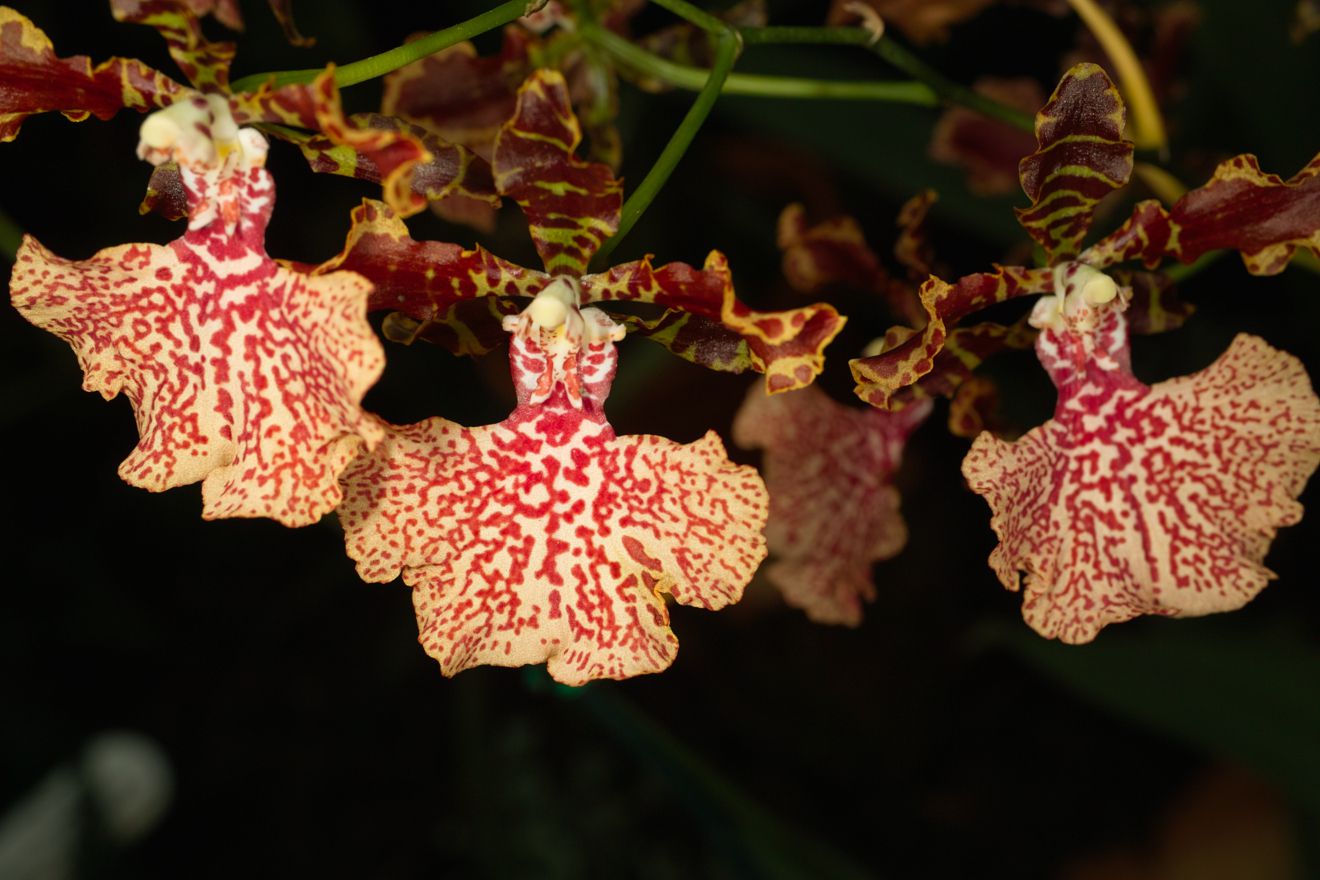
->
[4,1,1319,685]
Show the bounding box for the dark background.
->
[2,1,1319,877]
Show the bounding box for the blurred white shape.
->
[0,731,173,880]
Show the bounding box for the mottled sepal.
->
[10,129,385,526]
[930,77,1043,197]
[963,294,1320,642]
[582,251,845,393]
[632,0,767,92]
[139,161,188,219]
[1015,63,1134,262]
[851,265,1053,409]
[1119,270,1193,335]
[0,7,185,141]
[899,317,1037,416]
[1083,152,1320,275]
[264,111,500,217]
[110,0,237,92]
[315,199,546,317]
[777,203,889,296]
[733,384,928,626]
[382,28,531,160]
[338,295,767,685]
[381,297,522,357]
[256,70,497,218]
[947,375,1003,438]
[893,189,939,280]
[268,0,313,46]
[492,70,623,275]
[607,309,755,375]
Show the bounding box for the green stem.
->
[593,28,740,266]
[230,0,527,93]
[742,26,1035,131]
[585,24,935,103]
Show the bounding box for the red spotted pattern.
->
[10,155,385,526]
[733,384,929,626]
[963,305,1320,642]
[338,308,768,685]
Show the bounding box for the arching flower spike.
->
[962,265,1320,642]
[10,96,385,525]
[733,383,930,626]
[338,280,768,685]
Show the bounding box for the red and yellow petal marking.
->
[733,383,929,626]
[492,69,623,276]
[0,7,184,141]
[1084,152,1320,276]
[314,199,547,317]
[381,30,532,160]
[851,265,1053,409]
[10,166,385,526]
[606,309,755,376]
[110,0,237,92]
[889,316,1038,419]
[583,251,845,393]
[338,303,767,685]
[930,77,1044,197]
[776,203,889,296]
[1015,63,1134,263]
[963,310,1320,643]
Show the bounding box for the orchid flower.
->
[853,62,1320,639]
[733,383,929,626]
[337,280,768,685]
[9,95,385,526]
[963,264,1320,641]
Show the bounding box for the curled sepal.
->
[929,77,1043,197]
[338,292,768,685]
[776,203,889,296]
[894,317,1037,418]
[851,265,1053,409]
[582,252,845,393]
[963,301,1320,642]
[262,70,497,218]
[382,29,531,159]
[267,0,313,46]
[0,7,185,141]
[947,375,1003,438]
[315,199,546,316]
[1083,152,1320,276]
[265,112,500,218]
[606,309,755,375]
[492,69,623,275]
[110,0,237,92]
[10,156,385,526]
[1015,63,1134,262]
[733,384,929,626]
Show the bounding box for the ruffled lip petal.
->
[963,325,1320,643]
[733,383,926,626]
[10,166,385,527]
[338,298,767,684]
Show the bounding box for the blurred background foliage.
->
[1,0,1318,877]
